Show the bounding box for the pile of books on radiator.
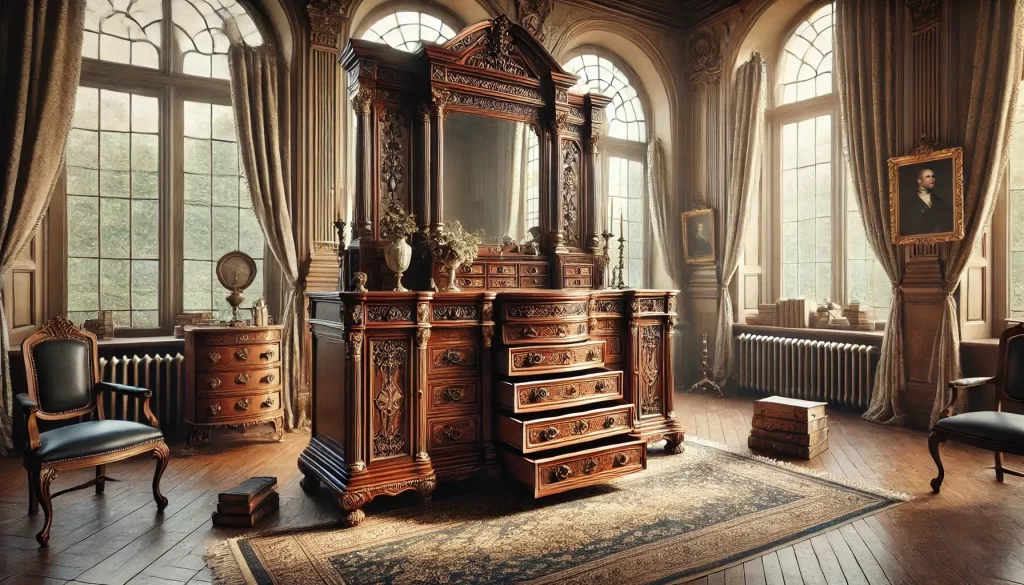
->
[746,304,778,326]
[212,476,279,528]
[844,303,875,331]
[749,396,829,459]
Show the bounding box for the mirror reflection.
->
[443,113,541,245]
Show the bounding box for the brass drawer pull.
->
[603,416,617,429]
[496,266,509,274]
[441,425,463,442]
[261,396,274,408]
[582,458,599,474]
[206,377,221,389]
[523,352,543,366]
[551,464,572,482]
[586,349,599,361]
[614,453,629,467]
[530,387,549,402]
[443,386,465,403]
[234,348,249,361]
[437,348,466,366]
[235,373,250,384]
[523,326,538,338]
[260,348,276,360]
[594,380,608,392]
[236,398,250,410]
[540,426,559,441]
[262,373,276,384]
[208,404,222,415]
[571,420,589,435]
[565,385,579,398]
[208,352,221,364]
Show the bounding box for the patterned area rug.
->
[208,439,908,585]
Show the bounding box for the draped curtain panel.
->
[930,0,1024,426]
[712,53,766,383]
[836,0,905,425]
[646,138,678,285]
[228,42,306,430]
[0,0,85,455]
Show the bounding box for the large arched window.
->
[564,54,648,287]
[771,2,888,322]
[65,0,267,330]
[361,11,457,52]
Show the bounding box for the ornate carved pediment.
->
[443,15,566,81]
[307,0,353,52]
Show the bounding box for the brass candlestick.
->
[598,228,614,289]
[688,332,723,398]
[615,215,627,290]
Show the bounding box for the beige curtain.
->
[930,0,1024,426]
[837,0,906,425]
[228,42,306,430]
[712,53,767,382]
[647,138,679,287]
[0,0,85,454]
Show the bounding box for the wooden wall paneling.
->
[3,231,44,346]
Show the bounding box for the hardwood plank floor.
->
[2,393,1023,584]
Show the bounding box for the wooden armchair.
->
[17,317,169,546]
[929,323,1024,493]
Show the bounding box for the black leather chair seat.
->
[934,411,1024,445]
[34,420,164,463]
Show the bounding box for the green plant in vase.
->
[428,220,481,292]
[379,202,418,292]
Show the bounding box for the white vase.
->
[384,237,412,292]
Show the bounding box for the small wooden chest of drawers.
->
[185,325,285,449]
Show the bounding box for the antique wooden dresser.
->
[184,325,285,448]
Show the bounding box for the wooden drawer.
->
[563,265,593,277]
[198,390,281,423]
[200,343,279,372]
[501,321,588,346]
[194,328,281,348]
[499,403,634,453]
[519,276,549,288]
[199,367,280,394]
[427,379,480,414]
[452,275,486,289]
[503,300,590,321]
[488,264,518,276]
[502,438,647,498]
[564,276,593,288]
[428,415,479,451]
[456,263,485,276]
[519,264,548,276]
[592,334,623,361]
[488,276,519,288]
[497,369,623,413]
[498,340,604,377]
[428,345,478,375]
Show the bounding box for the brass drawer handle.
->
[551,464,572,482]
[208,404,222,415]
[540,426,559,441]
[438,348,467,366]
[594,380,608,392]
[571,420,589,435]
[526,267,539,274]
[523,326,538,338]
[460,265,473,273]
[496,266,509,274]
[262,373,276,384]
[603,416,617,429]
[443,386,465,403]
[614,452,629,467]
[206,377,221,389]
[234,348,249,361]
[564,385,579,398]
[523,352,543,366]
[586,349,599,361]
[235,373,250,384]
[582,458,599,474]
[236,398,250,410]
[261,396,274,408]
[441,425,463,442]
[208,352,221,364]
[530,387,549,402]
[260,348,276,360]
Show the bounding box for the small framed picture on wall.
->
[681,208,716,264]
[888,146,964,245]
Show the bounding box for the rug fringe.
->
[683,436,913,502]
[206,540,249,585]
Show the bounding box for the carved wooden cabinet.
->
[184,325,285,449]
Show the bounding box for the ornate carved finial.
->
[466,16,529,77]
[910,134,940,156]
[40,316,84,340]
[690,30,721,87]
[907,0,941,32]
[514,0,552,42]
[307,0,352,52]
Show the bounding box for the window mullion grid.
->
[831,101,845,308]
[166,90,183,331]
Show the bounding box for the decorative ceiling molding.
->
[557,0,743,33]
[514,0,553,42]
[906,0,941,33]
[689,30,721,87]
[307,0,353,52]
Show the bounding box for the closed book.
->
[217,487,278,516]
[750,427,828,446]
[752,414,828,434]
[212,492,279,528]
[748,435,829,459]
[753,396,826,422]
[218,476,277,505]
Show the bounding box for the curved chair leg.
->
[152,443,169,510]
[27,469,38,514]
[928,431,946,494]
[35,467,57,546]
[995,452,1005,482]
[96,465,106,495]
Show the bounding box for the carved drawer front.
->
[499,340,605,377]
[488,276,519,289]
[591,335,622,361]
[428,415,480,451]
[429,345,478,375]
[198,390,281,423]
[195,329,281,348]
[503,300,589,321]
[452,276,486,289]
[563,276,593,288]
[520,263,548,276]
[427,379,480,414]
[563,265,593,277]
[519,276,549,289]
[501,321,588,346]
[200,343,280,372]
[502,438,647,498]
[497,369,623,413]
[488,263,518,276]
[200,366,280,395]
[499,403,634,454]
[457,263,485,275]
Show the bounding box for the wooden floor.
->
[2,393,1024,585]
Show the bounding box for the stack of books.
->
[844,304,875,331]
[212,476,279,528]
[746,304,778,326]
[748,396,829,459]
[776,298,807,328]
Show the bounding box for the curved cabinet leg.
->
[664,432,685,455]
[415,477,438,504]
[928,431,946,493]
[273,416,285,442]
[338,492,371,528]
[96,465,106,495]
[27,470,38,514]
[35,467,57,546]
[152,443,170,510]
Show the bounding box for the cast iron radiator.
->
[85,354,187,439]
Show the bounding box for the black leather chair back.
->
[31,338,95,414]
[1004,333,1024,403]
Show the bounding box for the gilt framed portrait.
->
[888,146,964,245]
[681,208,716,264]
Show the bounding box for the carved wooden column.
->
[345,306,366,473]
[429,89,451,232]
[414,296,432,461]
[549,110,569,253]
[416,105,432,230]
[584,134,600,251]
[479,293,498,472]
[352,87,375,239]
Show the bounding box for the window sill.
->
[733,323,884,346]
